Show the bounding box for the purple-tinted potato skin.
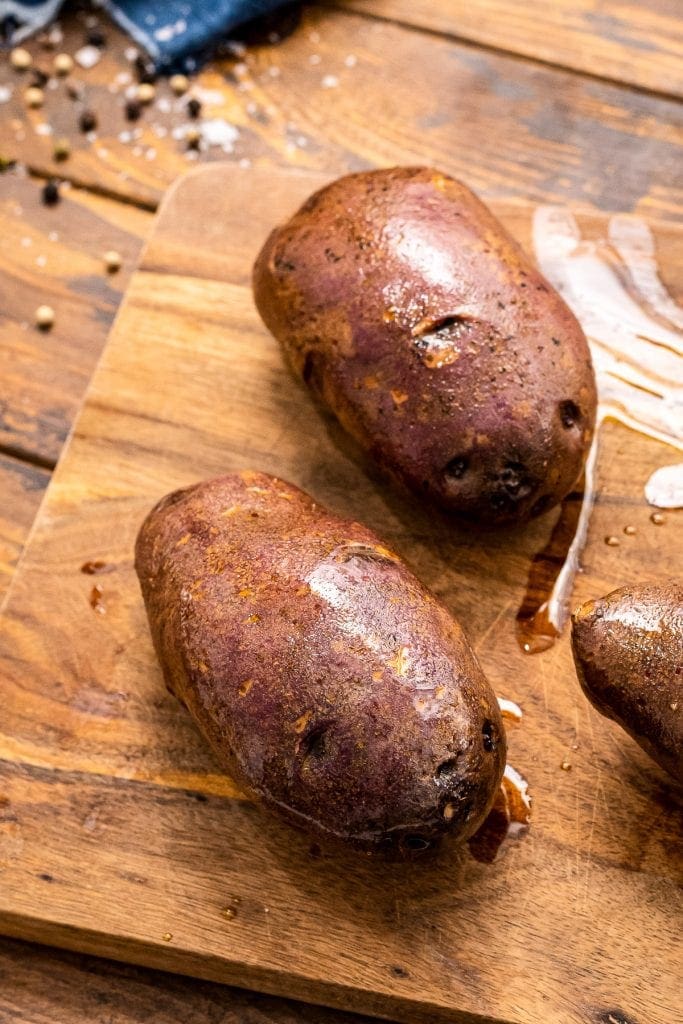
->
[135,471,506,852]
[253,167,597,524]
[571,581,683,782]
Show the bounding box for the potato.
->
[571,581,682,782]
[253,167,597,524]
[135,471,506,852]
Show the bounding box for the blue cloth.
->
[1,0,288,69]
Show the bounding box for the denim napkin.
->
[1,0,289,68]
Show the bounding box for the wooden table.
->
[1,3,681,1021]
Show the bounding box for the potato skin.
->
[571,581,683,782]
[253,167,597,524]
[135,471,506,852]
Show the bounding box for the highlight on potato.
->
[253,166,597,525]
[135,470,507,854]
[571,580,682,782]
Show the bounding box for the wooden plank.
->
[0,454,50,608]
[333,0,683,99]
[0,173,150,465]
[0,164,680,1024]
[1,7,682,220]
[0,936,378,1024]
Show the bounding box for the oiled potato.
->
[135,471,506,852]
[253,167,597,524]
[572,581,682,782]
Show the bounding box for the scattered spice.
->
[54,53,74,76]
[53,137,70,161]
[560,758,572,771]
[222,906,237,920]
[623,525,637,536]
[650,512,666,525]
[81,560,113,575]
[35,304,55,330]
[186,127,201,151]
[89,584,106,614]
[161,932,173,942]
[29,69,49,89]
[41,179,60,206]
[137,82,155,105]
[134,54,157,84]
[170,73,189,95]
[25,87,45,108]
[104,250,122,273]
[186,96,202,119]
[604,535,620,547]
[86,28,107,48]
[78,109,97,133]
[124,98,141,121]
[11,47,32,71]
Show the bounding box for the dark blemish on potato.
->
[274,255,296,272]
[443,455,469,482]
[324,247,343,263]
[559,399,581,429]
[391,965,410,978]
[482,719,497,752]
[552,336,562,346]
[299,723,330,761]
[401,834,433,852]
[435,756,461,781]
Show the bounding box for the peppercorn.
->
[170,73,189,95]
[54,53,74,76]
[79,109,97,133]
[11,47,32,71]
[25,86,45,108]
[29,68,49,89]
[41,179,60,206]
[35,305,55,330]
[186,127,201,150]
[124,99,141,121]
[86,28,106,48]
[186,97,202,119]
[104,250,122,273]
[137,82,155,104]
[53,137,71,161]
[134,54,157,83]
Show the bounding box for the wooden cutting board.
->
[0,164,681,1024]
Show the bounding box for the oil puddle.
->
[518,209,683,653]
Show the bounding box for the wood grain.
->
[1,7,682,220]
[332,0,683,98]
[0,172,150,466]
[0,454,50,607]
[0,936,377,1024]
[0,164,680,1024]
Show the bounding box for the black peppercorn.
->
[187,97,202,119]
[42,179,60,206]
[29,68,49,88]
[124,99,141,121]
[134,54,157,83]
[86,28,106,47]
[79,109,97,133]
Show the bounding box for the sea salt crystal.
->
[321,75,339,89]
[0,86,14,103]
